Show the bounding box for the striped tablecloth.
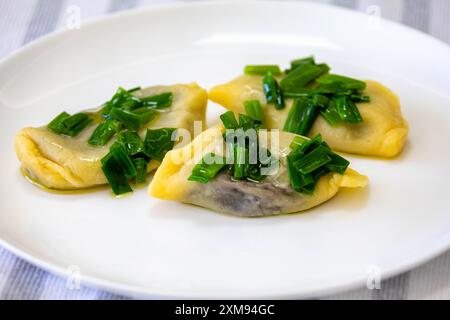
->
[1,0,449,300]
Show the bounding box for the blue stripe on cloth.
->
[22,0,64,45]
[402,0,431,33]
[0,256,47,300]
[372,272,410,300]
[333,0,358,9]
[109,0,139,12]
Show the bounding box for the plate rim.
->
[1,0,450,299]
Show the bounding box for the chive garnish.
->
[283,98,319,136]
[244,65,282,76]
[232,145,247,180]
[286,134,350,194]
[244,100,264,125]
[280,63,329,91]
[293,144,332,174]
[189,112,275,185]
[334,96,363,124]
[101,144,137,195]
[141,92,173,109]
[188,153,227,184]
[117,131,145,156]
[263,72,284,109]
[317,74,366,91]
[133,157,148,184]
[144,128,177,162]
[109,108,157,131]
[220,111,239,129]
[88,120,120,146]
[48,112,92,137]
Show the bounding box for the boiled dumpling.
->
[150,125,368,217]
[209,75,408,158]
[15,83,207,190]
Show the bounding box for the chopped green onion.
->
[263,72,285,109]
[238,114,257,131]
[325,152,350,174]
[110,108,157,130]
[48,112,70,133]
[290,56,316,70]
[128,87,141,93]
[88,120,120,146]
[280,63,330,91]
[283,98,319,136]
[232,145,247,180]
[188,153,227,184]
[312,94,329,108]
[350,94,370,103]
[141,92,173,109]
[334,96,363,123]
[117,131,144,156]
[244,65,282,76]
[144,128,177,161]
[293,144,332,174]
[220,111,239,129]
[289,136,308,150]
[101,144,137,195]
[320,100,342,127]
[133,157,148,183]
[317,74,366,91]
[244,100,264,124]
[287,156,314,192]
[48,112,92,137]
[109,108,141,130]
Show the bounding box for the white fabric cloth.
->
[1,0,449,300]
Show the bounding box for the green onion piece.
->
[220,111,239,129]
[290,56,316,70]
[101,144,136,195]
[317,74,366,91]
[320,100,342,127]
[350,94,371,103]
[312,94,329,108]
[287,156,314,192]
[141,92,173,109]
[132,108,158,124]
[117,131,144,156]
[128,87,141,93]
[144,128,177,161]
[293,144,332,175]
[238,114,257,130]
[289,136,308,150]
[88,120,120,146]
[244,100,264,124]
[244,65,282,76]
[263,72,285,109]
[188,153,227,184]
[280,63,330,91]
[283,98,319,136]
[232,145,247,180]
[325,152,350,174]
[133,157,148,183]
[109,108,141,130]
[48,112,92,137]
[110,108,157,130]
[289,134,323,158]
[334,96,363,123]
[48,112,71,133]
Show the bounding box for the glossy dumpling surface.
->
[15,83,207,189]
[209,75,408,157]
[150,126,368,217]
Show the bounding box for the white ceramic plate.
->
[1,1,450,299]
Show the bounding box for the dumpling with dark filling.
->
[150,125,368,217]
